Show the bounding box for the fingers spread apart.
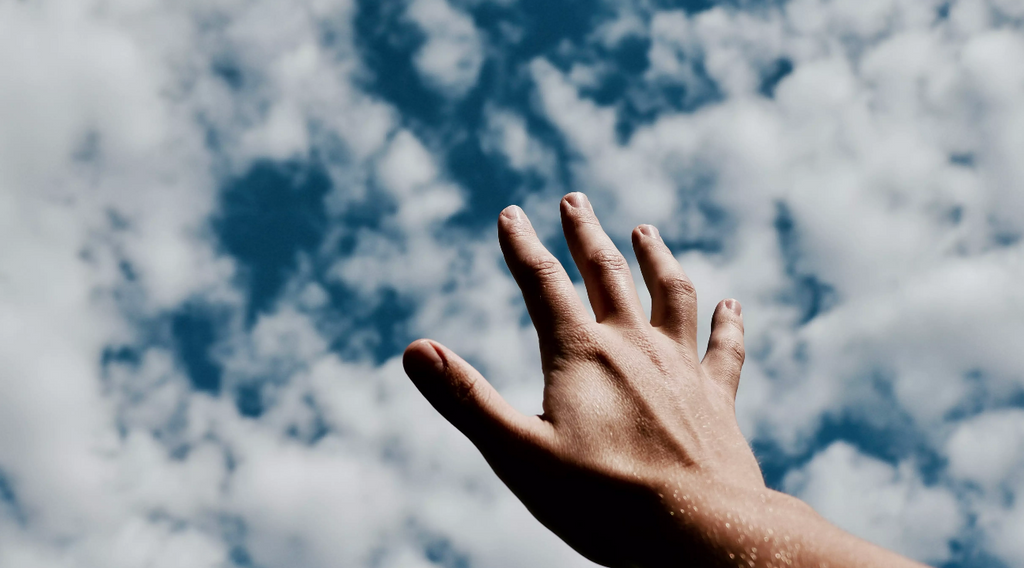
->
[560,193,644,325]
[631,224,698,344]
[701,299,745,398]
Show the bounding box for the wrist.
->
[643,474,814,568]
[651,480,927,568]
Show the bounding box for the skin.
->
[404,192,929,568]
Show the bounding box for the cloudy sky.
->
[1,0,1023,566]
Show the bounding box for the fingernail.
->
[407,340,446,375]
[639,224,660,240]
[725,299,741,315]
[565,192,588,208]
[501,205,523,222]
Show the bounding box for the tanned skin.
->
[404,192,928,568]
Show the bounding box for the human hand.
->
[404,193,927,568]
[404,191,760,565]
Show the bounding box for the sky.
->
[1,0,1023,566]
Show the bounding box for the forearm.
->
[655,482,929,568]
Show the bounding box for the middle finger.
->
[560,192,645,325]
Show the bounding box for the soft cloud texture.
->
[784,441,962,563]
[407,0,485,98]
[1,0,1023,567]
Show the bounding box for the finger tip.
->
[499,204,523,224]
[635,224,659,240]
[403,339,445,376]
[561,192,588,210]
[559,195,572,216]
[404,337,432,353]
[722,298,742,316]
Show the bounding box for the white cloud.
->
[481,107,556,175]
[947,410,1024,490]
[784,442,962,564]
[947,410,1024,566]
[378,130,440,197]
[407,0,485,98]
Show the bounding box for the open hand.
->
[404,193,927,568]
[404,192,763,566]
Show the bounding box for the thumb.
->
[403,339,539,448]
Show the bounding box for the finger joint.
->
[711,336,745,364]
[526,256,564,281]
[658,274,697,300]
[587,248,630,275]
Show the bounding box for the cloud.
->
[783,441,962,564]
[406,0,485,98]
[947,410,1024,565]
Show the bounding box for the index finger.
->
[498,206,590,358]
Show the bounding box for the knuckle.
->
[561,319,599,348]
[587,247,629,274]
[551,320,602,359]
[527,256,563,279]
[658,274,697,299]
[454,372,485,406]
[724,317,745,335]
[712,336,745,364]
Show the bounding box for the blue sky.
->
[2,0,1024,566]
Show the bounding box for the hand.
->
[404,193,928,568]
[405,190,758,564]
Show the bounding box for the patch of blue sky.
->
[939,517,1012,568]
[353,0,574,228]
[234,381,265,419]
[171,304,225,394]
[943,370,1024,423]
[569,32,725,142]
[752,396,994,567]
[214,160,332,324]
[422,535,471,568]
[755,378,940,485]
[757,57,794,98]
[772,201,839,324]
[201,160,422,415]
[936,2,953,20]
[940,546,1012,568]
[0,470,25,526]
[990,219,1023,248]
[229,546,257,568]
[353,1,446,127]
[213,515,257,568]
[353,0,731,231]
[321,285,418,364]
[212,57,245,92]
[348,0,741,293]
[761,312,954,476]
[658,167,734,255]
